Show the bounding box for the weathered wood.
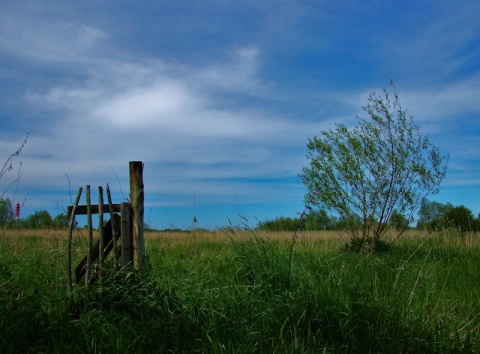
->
[86,185,93,288]
[68,162,146,294]
[106,183,118,270]
[98,186,105,283]
[67,203,121,215]
[130,161,145,272]
[121,202,133,267]
[74,214,121,283]
[67,187,83,307]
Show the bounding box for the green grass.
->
[1,230,479,353]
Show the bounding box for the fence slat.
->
[86,185,92,289]
[67,187,83,308]
[98,186,104,284]
[121,202,133,267]
[106,183,118,270]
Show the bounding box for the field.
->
[1,228,480,353]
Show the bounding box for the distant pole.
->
[129,161,146,273]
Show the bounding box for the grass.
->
[1,228,479,353]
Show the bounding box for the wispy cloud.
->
[0,9,106,63]
[379,3,480,80]
[15,31,312,211]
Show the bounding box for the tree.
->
[256,210,338,231]
[25,210,53,229]
[416,201,478,232]
[443,205,478,232]
[416,199,453,230]
[439,205,478,233]
[300,82,448,250]
[0,198,14,225]
[305,209,338,230]
[53,213,70,229]
[257,216,299,231]
[389,209,410,231]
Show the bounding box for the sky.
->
[0,1,479,230]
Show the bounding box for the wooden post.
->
[130,161,146,272]
[121,202,133,267]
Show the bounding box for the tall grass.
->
[1,229,479,352]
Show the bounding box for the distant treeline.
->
[256,199,480,233]
[0,198,70,229]
[1,198,479,233]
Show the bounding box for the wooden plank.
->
[74,214,121,283]
[67,203,121,215]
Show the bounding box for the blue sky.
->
[1,1,479,230]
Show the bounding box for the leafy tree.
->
[305,209,338,230]
[416,199,453,230]
[332,215,363,232]
[440,205,478,232]
[300,82,448,250]
[53,213,70,229]
[417,201,479,232]
[257,216,299,231]
[25,210,53,229]
[0,198,14,225]
[389,209,410,231]
[257,210,339,231]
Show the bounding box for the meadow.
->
[1,227,479,353]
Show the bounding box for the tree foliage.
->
[257,216,301,232]
[0,198,14,225]
[417,199,479,232]
[389,210,410,231]
[416,199,453,230]
[301,82,448,249]
[256,210,339,232]
[442,205,478,232]
[24,210,53,229]
[53,213,70,229]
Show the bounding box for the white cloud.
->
[19,39,313,202]
[25,41,313,144]
[93,81,199,128]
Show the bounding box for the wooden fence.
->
[66,161,145,305]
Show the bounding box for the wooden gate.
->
[66,161,145,305]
